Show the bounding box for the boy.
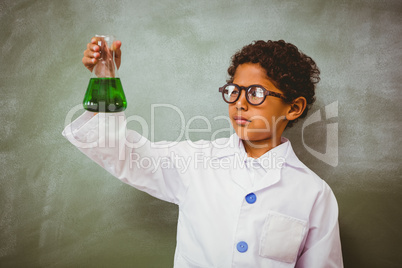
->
[63,39,343,267]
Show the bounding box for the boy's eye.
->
[229,90,239,101]
[247,87,265,104]
[228,88,239,96]
[225,85,238,95]
[248,87,264,98]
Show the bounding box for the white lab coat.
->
[62,111,343,268]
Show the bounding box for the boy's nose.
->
[235,91,248,110]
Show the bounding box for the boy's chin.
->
[235,131,273,143]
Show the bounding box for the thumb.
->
[111,40,121,52]
[111,40,122,69]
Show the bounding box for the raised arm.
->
[62,111,191,205]
[63,39,190,204]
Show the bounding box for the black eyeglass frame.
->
[219,83,287,106]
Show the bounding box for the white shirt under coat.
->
[62,111,343,268]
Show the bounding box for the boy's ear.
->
[286,97,307,121]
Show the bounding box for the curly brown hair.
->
[227,40,320,128]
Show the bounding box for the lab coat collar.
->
[212,134,306,192]
[213,133,306,170]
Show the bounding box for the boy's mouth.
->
[233,115,251,125]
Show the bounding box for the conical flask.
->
[83,35,127,112]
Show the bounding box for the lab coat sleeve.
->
[296,181,344,268]
[62,111,189,205]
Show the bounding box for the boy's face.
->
[229,63,290,144]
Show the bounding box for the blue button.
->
[237,241,248,253]
[245,193,256,204]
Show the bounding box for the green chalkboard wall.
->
[1,0,401,267]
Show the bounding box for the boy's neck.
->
[242,135,283,159]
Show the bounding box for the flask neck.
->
[93,52,118,78]
[92,35,118,78]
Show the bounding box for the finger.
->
[84,49,100,59]
[90,36,107,53]
[90,36,102,45]
[115,47,121,59]
[111,40,121,51]
[111,40,122,58]
[82,57,97,70]
[87,42,100,52]
[82,55,98,65]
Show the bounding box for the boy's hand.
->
[82,37,122,72]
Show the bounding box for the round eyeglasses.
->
[219,83,286,106]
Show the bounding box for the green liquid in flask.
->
[83,78,127,112]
